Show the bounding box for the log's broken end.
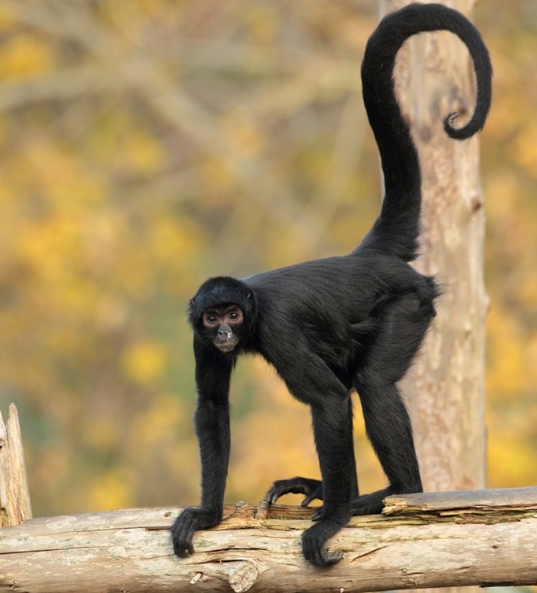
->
[0,404,33,528]
[383,486,537,516]
[255,499,269,520]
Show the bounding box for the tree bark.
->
[0,405,32,528]
[1,490,537,593]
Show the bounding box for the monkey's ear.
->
[247,292,253,300]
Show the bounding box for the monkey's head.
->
[189,276,258,353]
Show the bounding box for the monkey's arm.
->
[261,341,355,566]
[171,338,233,557]
[264,385,358,517]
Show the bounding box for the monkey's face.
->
[202,304,245,352]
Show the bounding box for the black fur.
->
[171,3,492,567]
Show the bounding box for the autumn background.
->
[0,0,535,519]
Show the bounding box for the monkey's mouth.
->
[214,339,238,353]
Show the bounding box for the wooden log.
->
[1,489,537,593]
[0,404,32,528]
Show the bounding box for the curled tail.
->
[356,3,492,262]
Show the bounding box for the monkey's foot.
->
[264,476,323,507]
[350,490,387,515]
[312,487,411,520]
[350,485,422,516]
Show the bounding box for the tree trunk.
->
[381,0,487,493]
[379,1,488,592]
[1,491,537,593]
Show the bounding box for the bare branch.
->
[0,67,122,110]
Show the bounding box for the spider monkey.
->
[171,3,492,567]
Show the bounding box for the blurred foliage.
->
[0,0,535,517]
[477,0,537,489]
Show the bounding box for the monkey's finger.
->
[311,506,324,521]
[172,523,195,557]
[173,538,194,557]
[301,493,318,507]
[265,483,290,505]
[321,549,343,565]
[303,540,343,567]
[171,513,199,557]
[307,542,343,566]
[264,489,280,506]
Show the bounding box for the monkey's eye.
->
[229,312,239,320]
[206,315,218,324]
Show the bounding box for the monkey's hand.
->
[302,518,346,566]
[171,507,221,558]
[264,476,323,508]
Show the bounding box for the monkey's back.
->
[242,251,436,378]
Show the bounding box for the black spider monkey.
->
[172,3,492,567]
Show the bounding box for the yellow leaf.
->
[121,339,167,385]
[0,33,54,78]
[122,131,165,173]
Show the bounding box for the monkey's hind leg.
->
[351,290,435,515]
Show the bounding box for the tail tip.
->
[443,110,486,140]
